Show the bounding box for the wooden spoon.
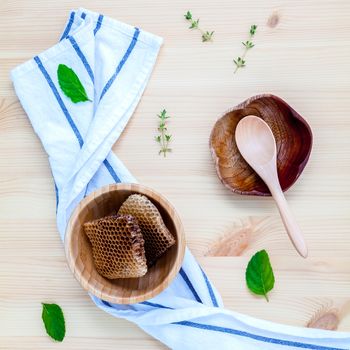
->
[235,115,308,258]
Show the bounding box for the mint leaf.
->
[57,64,91,103]
[41,303,66,342]
[245,250,275,301]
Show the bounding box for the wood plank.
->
[0,0,349,348]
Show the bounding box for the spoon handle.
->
[270,188,308,258]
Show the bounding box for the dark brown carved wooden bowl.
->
[210,94,313,196]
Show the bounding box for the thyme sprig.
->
[184,11,214,42]
[233,24,257,73]
[155,109,172,157]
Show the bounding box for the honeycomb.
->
[118,194,176,266]
[83,214,147,279]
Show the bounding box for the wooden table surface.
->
[1,0,350,348]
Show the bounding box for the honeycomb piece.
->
[118,194,175,266]
[83,215,147,279]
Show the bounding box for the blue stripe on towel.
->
[173,321,345,350]
[81,12,86,19]
[94,15,104,35]
[141,301,173,310]
[60,11,75,41]
[179,268,203,304]
[103,159,121,183]
[101,300,113,307]
[68,36,95,83]
[54,182,59,209]
[138,302,345,350]
[99,27,140,101]
[200,267,219,307]
[58,38,122,184]
[35,56,123,191]
[34,56,84,147]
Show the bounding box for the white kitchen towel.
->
[11,8,350,350]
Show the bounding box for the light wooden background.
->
[1,0,350,348]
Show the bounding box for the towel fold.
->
[11,8,350,350]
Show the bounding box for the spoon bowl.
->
[235,116,276,167]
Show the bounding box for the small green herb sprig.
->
[233,24,257,73]
[155,109,172,157]
[184,11,214,42]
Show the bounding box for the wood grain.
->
[0,0,350,348]
[65,184,185,304]
[210,95,312,196]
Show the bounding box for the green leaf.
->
[250,24,257,36]
[185,11,192,20]
[158,109,167,119]
[245,250,275,302]
[41,303,66,342]
[190,19,199,29]
[57,64,91,103]
[202,30,214,42]
[243,40,254,48]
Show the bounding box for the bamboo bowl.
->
[65,183,186,304]
[210,94,313,196]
